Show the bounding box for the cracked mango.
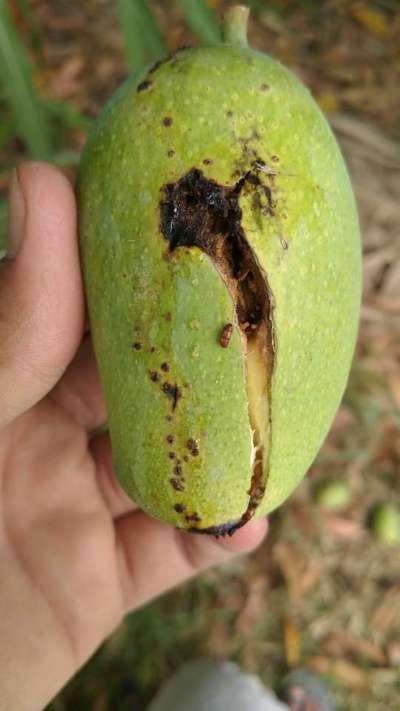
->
[78,7,361,535]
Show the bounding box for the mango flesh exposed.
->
[78,9,361,535]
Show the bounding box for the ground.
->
[1,1,400,709]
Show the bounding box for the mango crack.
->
[160,167,275,534]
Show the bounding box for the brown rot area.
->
[160,167,276,532]
[220,323,233,348]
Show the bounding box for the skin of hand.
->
[0,162,267,711]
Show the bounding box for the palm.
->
[1,381,127,669]
[1,338,265,672]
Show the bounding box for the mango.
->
[78,7,361,535]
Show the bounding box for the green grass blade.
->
[116,0,166,70]
[176,0,220,44]
[0,0,50,157]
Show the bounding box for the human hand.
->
[0,162,267,711]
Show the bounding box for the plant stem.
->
[221,5,250,47]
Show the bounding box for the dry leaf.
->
[308,656,368,690]
[284,618,301,667]
[323,631,386,666]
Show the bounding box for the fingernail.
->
[8,167,26,257]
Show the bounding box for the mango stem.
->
[221,5,250,47]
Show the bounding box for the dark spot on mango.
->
[162,382,182,410]
[133,342,142,350]
[226,110,233,117]
[187,438,200,456]
[271,155,279,162]
[170,478,185,492]
[149,57,167,75]
[203,159,213,165]
[163,116,173,127]
[164,312,172,321]
[168,149,175,158]
[168,452,175,460]
[260,83,270,91]
[137,80,152,92]
[183,455,189,463]
[174,503,186,513]
[174,463,183,477]
[161,362,170,373]
[150,346,156,353]
[185,512,201,523]
[149,370,160,382]
[166,434,174,444]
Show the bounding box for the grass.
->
[176,0,221,44]
[0,0,51,158]
[116,0,167,70]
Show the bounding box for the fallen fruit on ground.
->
[78,6,361,534]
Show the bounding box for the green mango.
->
[78,7,361,535]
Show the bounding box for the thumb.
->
[0,162,85,428]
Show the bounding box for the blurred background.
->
[1,1,399,709]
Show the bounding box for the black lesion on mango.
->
[159,167,273,342]
[161,382,182,411]
[188,519,241,537]
[159,167,276,535]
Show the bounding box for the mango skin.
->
[78,43,361,531]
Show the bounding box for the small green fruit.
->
[315,480,351,510]
[372,504,400,545]
[78,7,361,534]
